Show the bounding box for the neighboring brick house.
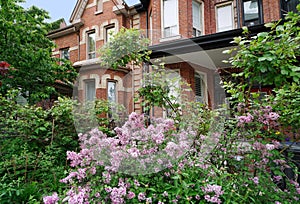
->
[48,0,299,116]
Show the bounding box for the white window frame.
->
[149,10,153,44]
[60,48,70,60]
[87,31,96,59]
[107,80,117,103]
[194,71,207,104]
[96,0,103,13]
[161,0,179,38]
[85,79,96,101]
[163,69,181,118]
[216,2,234,32]
[60,47,69,65]
[192,0,204,37]
[105,24,115,43]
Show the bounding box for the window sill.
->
[159,35,182,43]
[95,11,103,15]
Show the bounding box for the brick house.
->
[48,0,299,116]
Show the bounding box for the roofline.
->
[47,20,83,39]
[149,24,269,58]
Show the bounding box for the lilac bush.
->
[44,105,300,203]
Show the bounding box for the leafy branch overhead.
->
[98,28,151,69]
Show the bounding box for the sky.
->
[21,0,140,24]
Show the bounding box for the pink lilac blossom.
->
[268,112,280,121]
[43,192,59,204]
[146,197,152,203]
[138,192,146,201]
[134,179,140,187]
[127,191,135,199]
[202,184,224,204]
[204,194,222,204]
[66,186,90,204]
[127,147,140,158]
[172,199,178,203]
[237,113,254,126]
[162,191,168,197]
[266,144,275,150]
[250,177,259,184]
[110,186,126,204]
[102,172,111,184]
[273,175,282,182]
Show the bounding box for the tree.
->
[223,5,300,139]
[99,28,151,69]
[0,0,77,103]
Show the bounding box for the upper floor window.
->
[162,0,179,38]
[85,79,96,101]
[192,0,203,37]
[97,0,103,13]
[60,48,70,60]
[87,31,96,59]
[216,3,234,32]
[242,0,263,26]
[105,25,115,43]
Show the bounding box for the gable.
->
[69,0,89,23]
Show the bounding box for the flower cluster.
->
[43,192,59,204]
[202,184,224,204]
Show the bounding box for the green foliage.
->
[73,99,126,136]
[223,6,300,140]
[99,28,151,69]
[224,5,300,91]
[137,64,192,123]
[271,83,300,137]
[49,18,65,30]
[0,92,80,202]
[0,0,77,103]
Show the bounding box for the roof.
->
[149,24,269,58]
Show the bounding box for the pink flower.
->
[273,175,282,182]
[268,112,279,120]
[43,192,59,204]
[250,177,259,184]
[266,144,275,150]
[127,191,135,199]
[138,192,146,201]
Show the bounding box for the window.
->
[242,0,263,26]
[60,48,69,65]
[105,25,115,43]
[216,3,234,32]
[87,31,96,59]
[164,70,181,117]
[149,11,153,43]
[85,79,95,101]
[195,72,206,103]
[60,48,70,60]
[162,0,178,38]
[192,0,203,37]
[97,0,103,13]
[107,81,117,103]
[281,0,299,17]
